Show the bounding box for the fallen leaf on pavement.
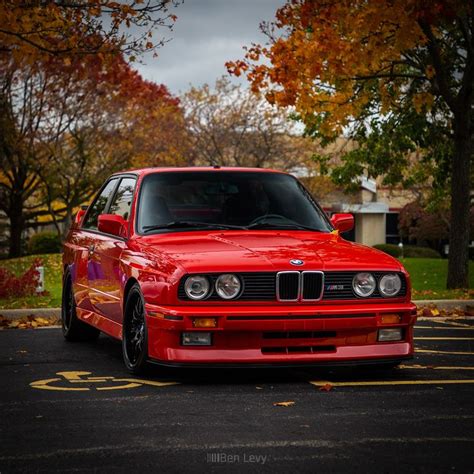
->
[273,401,295,407]
[319,383,333,392]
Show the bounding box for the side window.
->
[82,179,118,230]
[108,177,136,221]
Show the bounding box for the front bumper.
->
[145,302,417,365]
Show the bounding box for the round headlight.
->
[352,272,376,297]
[379,273,402,297]
[184,275,210,300]
[215,274,242,300]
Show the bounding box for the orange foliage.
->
[0,1,178,62]
[226,0,470,138]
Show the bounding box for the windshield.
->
[136,171,332,234]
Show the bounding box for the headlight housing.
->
[352,272,376,297]
[379,273,402,297]
[184,275,210,300]
[215,274,242,300]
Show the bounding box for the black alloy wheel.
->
[122,284,148,374]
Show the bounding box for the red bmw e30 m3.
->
[62,167,417,373]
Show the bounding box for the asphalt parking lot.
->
[1,319,473,473]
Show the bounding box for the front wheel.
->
[122,284,149,374]
[62,273,100,341]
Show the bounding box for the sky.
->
[136,0,285,96]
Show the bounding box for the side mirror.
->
[74,209,86,227]
[98,214,127,237]
[330,213,354,233]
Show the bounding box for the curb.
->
[414,299,474,310]
[0,299,472,320]
[0,308,61,320]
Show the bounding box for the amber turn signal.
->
[380,314,401,324]
[192,317,218,328]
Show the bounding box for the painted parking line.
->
[415,326,474,331]
[415,337,474,340]
[399,364,474,371]
[309,379,474,388]
[415,349,474,355]
[419,320,474,327]
[30,371,179,392]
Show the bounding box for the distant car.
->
[62,167,416,373]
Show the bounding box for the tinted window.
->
[82,179,118,230]
[137,171,332,233]
[109,177,136,220]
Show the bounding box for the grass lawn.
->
[0,254,472,309]
[400,258,473,300]
[0,253,62,309]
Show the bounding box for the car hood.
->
[135,230,402,274]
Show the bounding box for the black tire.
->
[62,273,100,341]
[122,283,149,374]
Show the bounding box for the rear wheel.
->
[122,284,149,374]
[62,273,100,341]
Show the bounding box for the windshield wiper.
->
[143,221,245,233]
[246,222,322,232]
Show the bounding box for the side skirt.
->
[76,307,122,340]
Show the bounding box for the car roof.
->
[110,166,289,178]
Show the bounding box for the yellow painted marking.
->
[433,321,474,328]
[415,337,474,341]
[30,378,89,392]
[96,383,142,391]
[415,349,474,355]
[121,378,179,388]
[30,371,179,392]
[399,364,474,371]
[415,326,474,330]
[56,371,93,381]
[310,379,474,388]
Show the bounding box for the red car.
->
[62,167,416,373]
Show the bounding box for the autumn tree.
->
[42,58,187,233]
[0,54,98,256]
[112,62,187,169]
[227,0,473,288]
[182,77,318,170]
[0,53,183,256]
[0,0,179,61]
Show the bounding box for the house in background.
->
[293,167,417,247]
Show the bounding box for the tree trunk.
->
[8,198,25,258]
[63,207,73,239]
[447,119,471,289]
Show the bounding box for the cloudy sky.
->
[136,0,285,95]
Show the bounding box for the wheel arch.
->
[123,277,140,313]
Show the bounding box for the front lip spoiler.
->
[147,356,412,370]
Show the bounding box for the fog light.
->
[380,314,401,324]
[182,332,212,346]
[378,328,403,342]
[192,317,217,328]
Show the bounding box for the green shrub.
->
[373,244,441,259]
[28,231,62,255]
[373,244,400,257]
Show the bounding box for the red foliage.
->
[0,259,43,298]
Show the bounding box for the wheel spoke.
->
[126,296,145,365]
[63,281,74,330]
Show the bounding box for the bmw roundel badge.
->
[290,259,304,266]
